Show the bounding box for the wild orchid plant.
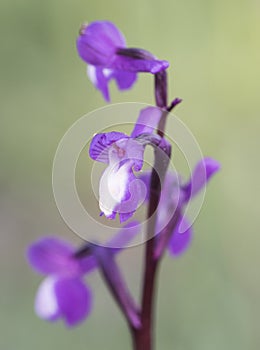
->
[27,21,220,350]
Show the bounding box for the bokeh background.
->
[1,0,260,349]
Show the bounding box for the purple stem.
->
[137,145,170,350]
[132,73,182,350]
[130,72,170,350]
[154,70,168,109]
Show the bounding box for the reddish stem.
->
[133,71,170,348]
[132,71,182,350]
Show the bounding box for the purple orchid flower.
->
[170,160,220,257]
[27,237,92,327]
[163,157,220,256]
[76,21,169,101]
[140,157,220,257]
[27,222,140,327]
[89,106,167,223]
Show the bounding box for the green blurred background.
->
[1,0,259,349]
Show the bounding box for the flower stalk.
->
[133,74,175,349]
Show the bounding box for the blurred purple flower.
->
[140,157,220,257]
[181,157,221,201]
[89,107,165,222]
[27,237,92,327]
[27,222,140,327]
[168,158,220,256]
[76,21,169,101]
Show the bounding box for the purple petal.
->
[77,22,169,74]
[54,278,92,327]
[118,211,135,223]
[89,132,128,163]
[168,216,193,257]
[182,157,221,201]
[131,107,162,138]
[113,53,169,74]
[27,237,79,275]
[113,70,137,90]
[87,66,137,101]
[87,65,113,101]
[78,255,97,275]
[35,277,92,327]
[115,138,145,171]
[77,21,126,66]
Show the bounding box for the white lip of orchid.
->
[99,138,144,217]
[99,162,130,216]
[87,65,97,85]
[99,143,130,217]
[35,276,59,320]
